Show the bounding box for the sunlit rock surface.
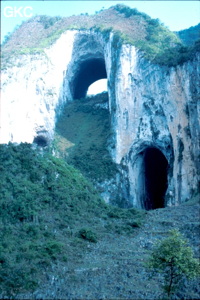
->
[1,31,76,144]
[1,29,199,208]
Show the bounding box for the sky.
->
[1,0,200,94]
[1,0,200,44]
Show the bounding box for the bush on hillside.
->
[0,143,101,297]
[113,4,149,19]
[0,142,144,297]
[38,15,62,29]
[147,229,200,299]
[78,228,98,243]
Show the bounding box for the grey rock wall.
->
[113,46,199,207]
[1,31,77,144]
[1,29,199,208]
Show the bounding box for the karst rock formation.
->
[1,18,199,209]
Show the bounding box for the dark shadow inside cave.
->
[33,136,48,147]
[143,147,168,210]
[73,58,107,99]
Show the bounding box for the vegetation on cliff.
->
[55,92,117,182]
[0,142,144,298]
[176,23,200,46]
[1,4,199,69]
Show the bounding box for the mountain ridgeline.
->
[1,4,200,69]
[175,23,200,46]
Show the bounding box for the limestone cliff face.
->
[113,45,199,208]
[1,29,199,208]
[1,31,76,144]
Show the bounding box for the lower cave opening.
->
[143,147,168,210]
[33,135,48,147]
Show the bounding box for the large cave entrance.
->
[73,58,107,99]
[142,147,168,210]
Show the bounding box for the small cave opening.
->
[33,135,48,147]
[142,147,168,210]
[87,79,107,96]
[73,58,107,99]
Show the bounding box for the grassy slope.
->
[2,4,199,68]
[55,92,117,182]
[0,100,199,298]
[0,143,144,298]
[1,143,198,299]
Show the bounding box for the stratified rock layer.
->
[1,29,199,208]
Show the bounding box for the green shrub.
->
[107,208,123,219]
[113,4,149,19]
[127,220,141,228]
[2,32,12,45]
[39,15,62,29]
[146,229,200,299]
[43,240,64,259]
[78,228,98,243]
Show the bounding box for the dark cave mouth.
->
[142,147,168,210]
[73,58,107,100]
[33,135,48,147]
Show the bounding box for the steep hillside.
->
[0,143,199,299]
[55,92,117,182]
[2,4,199,68]
[0,143,144,298]
[29,200,199,300]
[176,23,200,46]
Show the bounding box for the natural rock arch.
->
[63,32,108,102]
[1,28,199,208]
[73,58,107,99]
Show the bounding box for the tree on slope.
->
[147,229,200,299]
